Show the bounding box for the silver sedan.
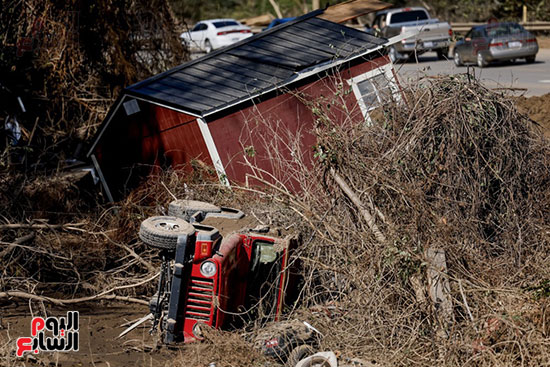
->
[453,22,539,68]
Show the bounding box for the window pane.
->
[370,74,392,101]
[357,79,377,108]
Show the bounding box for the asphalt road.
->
[396,48,550,96]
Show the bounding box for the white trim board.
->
[197,118,230,187]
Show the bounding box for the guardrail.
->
[451,21,550,33]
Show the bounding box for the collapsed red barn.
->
[87,9,399,200]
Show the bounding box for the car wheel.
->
[204,39,213,53]
[453,50,463,66]
[389,46,398,63]
[437,48,449,60]
[526,56,535,64]
[139,216,195,250]
[477,52,488,68]
[286,345,315,366]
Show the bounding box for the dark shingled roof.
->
[125,10,387,117]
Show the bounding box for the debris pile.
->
[230,75,550,366]
[2,75,550,367]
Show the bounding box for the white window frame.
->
[347,63,399,124]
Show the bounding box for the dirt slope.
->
[515,93,550,137]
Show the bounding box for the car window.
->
[486,23,524,38]
[191,23,202,32]
[389,10,428,24]
[471,29,485,39]
[212,20,239,28]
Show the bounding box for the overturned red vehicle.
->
[139,200,298,343]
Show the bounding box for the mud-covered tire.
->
[168,200,221,220]
[139,216,195,250]
[287,344,315,366]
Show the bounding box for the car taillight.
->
[217,31,227,36]
[526,38,537,43]
[489,42,503,47]
[240,29,251,33]
[448,29,453,37]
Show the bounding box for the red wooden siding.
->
[94,102,210,197]
[208,55,390,187]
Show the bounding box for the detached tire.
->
[168,200,221,220]
[287,345,315,367]
[139,216,195,250]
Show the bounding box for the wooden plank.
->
[426,248,454,338]
[319,0,392,24]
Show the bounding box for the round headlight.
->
[200,261,217,277]
[192,322,204,338]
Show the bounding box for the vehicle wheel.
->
[388,46,398,63]
[526,56,535,64]
[286,344,315,366]
[437,48,449,60]
[204,39,213,53]
[139,216,195,250]
[453,50,463,66]
[168,200,221,220]
[477,52,488,68]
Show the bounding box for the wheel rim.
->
[477,53,484,67]
[389,47,397,62]
[157,221,180,231]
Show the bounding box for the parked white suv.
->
[180,19,253,53]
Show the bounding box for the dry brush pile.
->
[222,75,550,366]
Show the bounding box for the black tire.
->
[526,56,535,64]
[453,50,463,66]
[139,216,195,250]
[204,39,213,53]
[286,344,315,367]
[437,48,449,60]
[168,200,221,220]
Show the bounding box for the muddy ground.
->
[0,302,180,367]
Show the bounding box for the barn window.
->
[348,63,398,124]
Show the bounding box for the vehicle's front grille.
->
[185,277,214,321]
